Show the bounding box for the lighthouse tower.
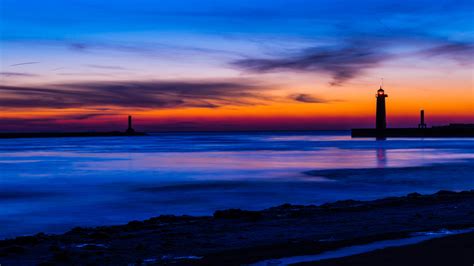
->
[126,115,135,134]
[376,87,388,130]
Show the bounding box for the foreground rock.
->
[1,190,474,265]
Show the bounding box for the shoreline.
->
[296,230,474,266]
[252,227,474,265]
[1,190,474,265]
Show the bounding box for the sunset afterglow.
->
[1,0,473,131]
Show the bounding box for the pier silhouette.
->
[352,87,474,138]
[0,116,146,139]
[418,110,427,129]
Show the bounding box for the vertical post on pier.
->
[126,115,135,134]
[376,87,388,130]
[418,110,427,129]
[375,87,388,140]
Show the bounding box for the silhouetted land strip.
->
[352,124,474,138]
[1,190,474,265]
[0,131,147,139]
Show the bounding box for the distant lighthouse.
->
[376,87,388,130]
[126,115,135,134]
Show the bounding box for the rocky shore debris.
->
[1,190,473,265]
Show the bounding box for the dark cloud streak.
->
[0,80,271,109]
[290,94,329,103]
[233,42,391,85]
[418,42,474,64]
[9,62,40,67]
[0,72,37,77]
[233,38,474,85]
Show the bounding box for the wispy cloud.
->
[418,42,474,64]
[233,41,390,86]
[62,113,109,120]
[85,64,128,70]
[233,37,474,85]
[0,113,108,123]
[9,62,40,67]
[67,40,244,58]
[0,72,37,77]
[290,94,330,103]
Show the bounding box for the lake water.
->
[1,131,473,238]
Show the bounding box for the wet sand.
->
[1,190,474,265]
[297,231,474,266]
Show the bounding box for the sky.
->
[0,0,473,131]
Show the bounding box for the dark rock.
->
[49,244,61,252]
[89,231,111,240]
[12,235,40,245]
[213,209,262,220]
[69,227,85,233]
[67,227,89,237]
[279,203,294,209]
[321,199,361,209]
[435,190,458,196]
[35,232,47,238]
[126,220,144,229]
[81,244,107,250]
[145,215,186,224]
[3,245,26,254]
[288,210,314,218]
[37,262,55,266]
[53,250,73,262]
[135,243,146,251]
[407,192,422,198]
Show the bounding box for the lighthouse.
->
[418,110,427,128]
[375,87,388,130]
[126,115,135,134]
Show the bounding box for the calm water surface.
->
[1,131,473,238]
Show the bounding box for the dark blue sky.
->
[2,1,472,39]
[0,0,473,131]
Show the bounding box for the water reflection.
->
[376,147,387,168]
[0,133,473,238]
